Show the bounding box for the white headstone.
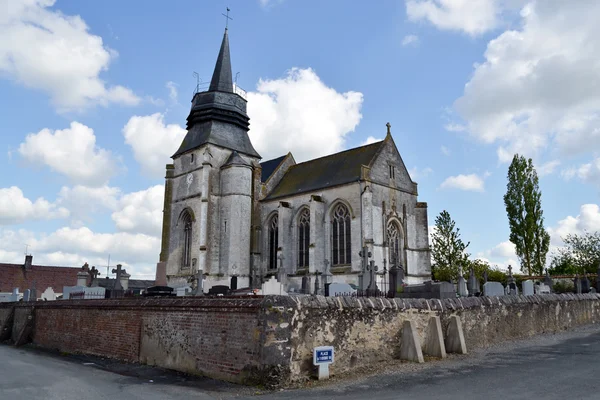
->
[535,283,551,294]
[327,282,356,296]
[41,287,56,301]
[522,280,534,296]
[176,286,192,297]
[23,289,31,302]
[9,288,19,302]
[457,276,468,297]
[261,276,288,295]
[483,281,505,297]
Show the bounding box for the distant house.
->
[0,255,84,300]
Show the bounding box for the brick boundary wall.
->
[1,294,600,387]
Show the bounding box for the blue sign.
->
[313,346,334,365]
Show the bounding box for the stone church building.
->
[156,29,431,293]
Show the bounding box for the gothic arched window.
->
[387,221,402,267]
[181,210,193,269]
[298,209,310,268]
[332,203,351,266]
[268,214,279,270]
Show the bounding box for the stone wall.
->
[1,294,600,387]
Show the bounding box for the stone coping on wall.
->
[262,293,600,313]
[2,293,600,313]
[0,296,266,312]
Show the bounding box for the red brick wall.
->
[7,297,267,384]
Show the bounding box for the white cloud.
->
[409,166,433,181]
[0,186,69,225]
[360,136,382,146]
[406,0,504,36]
[401,34,420,47]
[18,122,117,186]
[538,160,561,177]
[123,113,186,177]
[562,157,600,186]
[57,185,121,224]
[259,0,284,8]
[441,145,450,156]
[489,240,516,259]
[444,123,466,132]
[453,0,600,163]
[0,0,139,111]
[166,81,178,103]
[112,185,164,236]
[0,227,159,279]
[247,68,363,162]
[548,204,600,246]
[439,173,485,192]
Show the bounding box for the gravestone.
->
[23,289,31,302]
[506,282,519,295]
[457,276,468,297]
[41,287,56,301]
[301,276,310,294]
[467,267,480,296]
[328,282,356,296]
[574,275,582,294]
[581,274,590,293]
[230,275,238,291]
[176,286,192,296]
[112,264,124,291]
[483,281,504,297]
[534,283,551,294]
[208,285,229,296]
[261,276,288,295]
[521,280,534,296]
[544,269,553,292]
[9,288,19,302]
[482,270,488,284]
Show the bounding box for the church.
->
[155,28,431,293]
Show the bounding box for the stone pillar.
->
[361,185,373,244]
[76,271,89,287]
[309,195,325,274]
[155,262,167,286]
[199,148,212,274]
[278,201,292,274]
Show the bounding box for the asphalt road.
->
[2,325,600,400]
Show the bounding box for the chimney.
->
[24,255,33,269]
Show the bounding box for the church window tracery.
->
[181,210,193,270]
[298,209,310,268]
[387,220,403,267]
[268,214,279,270]
[332,203,351,266]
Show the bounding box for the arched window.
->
[387,221,402,267]
[181,211,193,269]
[268,214,279,270]
[332,203,351,266]
[298,209,310,268]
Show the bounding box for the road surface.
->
[2,325,600,399]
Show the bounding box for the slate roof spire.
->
[209,29,233,93]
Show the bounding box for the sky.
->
[1,0,599,279]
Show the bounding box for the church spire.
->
[208,29,233,92]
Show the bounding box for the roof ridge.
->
[291,140,384,167]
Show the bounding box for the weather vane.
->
[222,7,232,29]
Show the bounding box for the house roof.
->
[0,263,82,293]
[260,154,287,182]
[265,140,384,200]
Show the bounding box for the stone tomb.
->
[483,281,504,297]
[521,280,534,296]
[327,283,356,297]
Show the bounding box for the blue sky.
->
[1,0,599,279]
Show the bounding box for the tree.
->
[549,231,600,275]
[431,210,470,281]
[504,154,550,275]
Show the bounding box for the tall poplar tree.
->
[431,210,470,281]
[504,154,550,275]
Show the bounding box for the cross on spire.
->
[222,7,232,29]
[386,122,391,136]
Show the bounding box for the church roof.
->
[223,151,251,167]
[260,154,288,182]
[265,140,384,200]
[209,28,233,93]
